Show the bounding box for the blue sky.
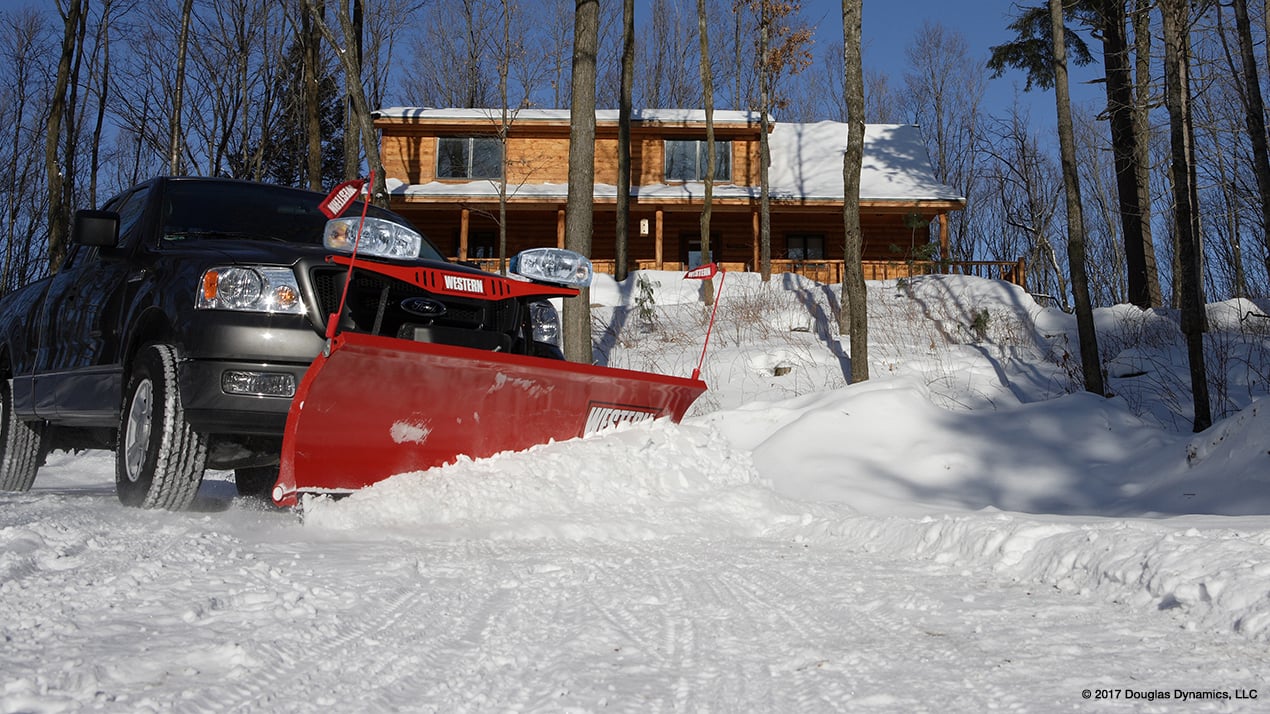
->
[0,0,1098,123]
[819,0,1103,122]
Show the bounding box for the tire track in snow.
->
[199,539,537,713]
[200,582,425,714]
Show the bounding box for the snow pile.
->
[304,420,819,541]
[797,510,1270,639]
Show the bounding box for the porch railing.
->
[463,257,1027,291]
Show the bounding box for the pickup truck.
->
[0,177,575,509]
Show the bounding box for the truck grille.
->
[310,266,520,340]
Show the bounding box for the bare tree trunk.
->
[697,0,715,306]
[497,0,511,275]
[307,0,387,206]
[615,0,634,283]
[1051,0,1104,396]
[45,0,85,273]
[1231,0,1270,278]
[89,0,112,208]
[63,3,87,221]
[1131,0,1162,305]
[342,0,364,180]
[839,0,868,383]
[1159,0,1211,431]
[1097,0,1154,309]
[463,0,483,107]
[758,4,772,282]
[303,0,325,190]
[563,0,599,364]
[734,11,742,109]
[168,0,194,175]
[4,17,39,292]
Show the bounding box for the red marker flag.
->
[681,263,724,380]
[319,179,367,219]
[684,262,718,280]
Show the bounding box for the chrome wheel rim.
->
[123,379,153,483]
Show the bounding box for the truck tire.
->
[116,344,208,510]
[0,378,43,492]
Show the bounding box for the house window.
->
[684,232,722,269]
[437,136,503,179]
[664,139,731,182]
[787,233,824,260]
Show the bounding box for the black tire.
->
[0,377,43,492]
[116,344,208,510]
[234,465,278,499]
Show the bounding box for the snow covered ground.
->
[3,272,1269,712]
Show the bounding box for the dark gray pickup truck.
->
[0,177,573,509]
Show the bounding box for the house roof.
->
[771,122,963,203]
[375,107,764,126]
[376,108,964,207]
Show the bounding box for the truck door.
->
[33,188,151,425]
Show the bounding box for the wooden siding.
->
[381,132,760,187]
[393,204,949,267]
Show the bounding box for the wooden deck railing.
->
[767,259,1028,290]
[464,257,1027,291]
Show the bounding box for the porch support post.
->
[938,212,950,274]
[751,210,760,270]
[556,208,566,248]
[654,208,664,269]
[459,208,470,260]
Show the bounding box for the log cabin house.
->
[374,107,1024,288]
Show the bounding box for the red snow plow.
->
[270,205,706,506]
[271,329,705,506]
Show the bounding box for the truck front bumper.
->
[177,315,326,435]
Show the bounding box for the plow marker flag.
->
[683,263,724,381]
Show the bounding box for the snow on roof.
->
[375,106,763,125]
[770,122,964,203]
[378,110,963,205]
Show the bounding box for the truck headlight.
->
[529,300,561,346]
[511,248,592,287]
[324,216,423,260]
[197,266,306,314]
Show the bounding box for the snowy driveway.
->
[2,452,1265,713]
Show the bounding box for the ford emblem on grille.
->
[401,297,447,318]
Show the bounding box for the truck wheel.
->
[116,344,208,510]
[234,465,278,499]
[0,377,43,492]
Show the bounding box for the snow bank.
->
[303,420,819,540]
[795,510,1270,641]
[308,385,1270,641]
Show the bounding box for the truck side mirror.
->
[73,209,120,247]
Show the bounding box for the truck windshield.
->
[159,181,445,261]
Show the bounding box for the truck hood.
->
[161,239,460,274]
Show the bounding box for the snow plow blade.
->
[272,333,706,507]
